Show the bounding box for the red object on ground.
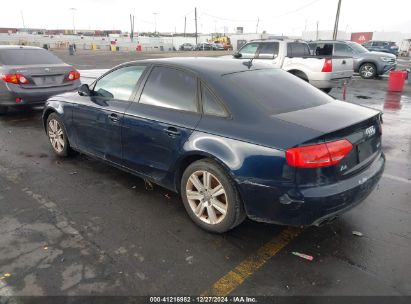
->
[387,71,407,92]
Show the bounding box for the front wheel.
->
[46,113,72,157]
[181,159,246,233]
[359,63,377,79]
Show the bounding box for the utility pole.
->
[153,13,158,34]
[255,17,259,34]
[70,8,76,35]
[195,7,198,44]
[184,16,186,37]
[316,21,319,40]
[332,0,342,40]
[20,10,26,29]
[130,14,134,42]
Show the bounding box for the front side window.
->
[139,66,198,112]
[334,44,353,56]
[239,43,260,59]
[94,65,146,101]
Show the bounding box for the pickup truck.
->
[232,40,353,93]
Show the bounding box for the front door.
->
[122,66,201,187]
[72,65,147,163]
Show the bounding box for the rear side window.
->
[258,42,279,59]
[225,69,332,115]
[287,43,311,57]
[94,65,146,101]
[139,66,198,112]
[201,84,228,117]
[0,49,63,65]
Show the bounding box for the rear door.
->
[72,65,147,163]
[123,66,201,185]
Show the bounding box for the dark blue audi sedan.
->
[42,58,385,233]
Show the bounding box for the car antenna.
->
[243,55,256,69]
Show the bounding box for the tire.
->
[321,88,332,94]
[359,63,377,79]
[46,113,72,157]
[0,106,8,115]
[181,159,246,233]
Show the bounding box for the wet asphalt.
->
[0,50,410,298]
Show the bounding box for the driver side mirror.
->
[78,83,91,96]
[233,52,242,59]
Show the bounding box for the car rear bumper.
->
[0,81,80,106]
[238,152,385,226]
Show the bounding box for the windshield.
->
[347,42,369,53]
[225,69,332,115]
[0,48,63,65]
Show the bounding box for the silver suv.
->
[308,41,397,79]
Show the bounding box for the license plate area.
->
[357,136,380,163]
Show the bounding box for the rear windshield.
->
[0,49,63,65]
[225,69,332,114]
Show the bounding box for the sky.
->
[0,0,410,35]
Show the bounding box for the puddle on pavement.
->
[356,95,371,99]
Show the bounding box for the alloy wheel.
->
[361,65,375,78]
[48,119,65,153]
[186,170,228,225]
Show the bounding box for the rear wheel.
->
[181,159,245,233]
[46,113,72,157]
[0,106,8,115]
[359,63,377,79]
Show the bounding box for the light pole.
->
[153,13,158,34]
[70,8,77,35]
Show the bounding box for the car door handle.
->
[342,60,346,64]
[163,127,181,136]
[108,113,120,122]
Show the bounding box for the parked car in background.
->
[179,43,194,51]
[212,43,226,51]
[233,40,353,93]
[0,45,80,115]
[42,58,384,233]
[362,40,399,56]
[308,41,397,79]
[195,42,213,51]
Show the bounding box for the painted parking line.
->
[202,226,303,296]
[383,174,411,185]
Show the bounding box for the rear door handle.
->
[163,126,181,137]
[108,113,120,123]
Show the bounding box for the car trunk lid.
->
[11,64,73,89]
[275,101,382,183]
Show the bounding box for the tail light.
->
[66,70,80,81]
[1,73,30,84]
[286,139,353,168]
[321,58,333,72]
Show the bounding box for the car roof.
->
[121,57,274,78]
[0,45,43,50]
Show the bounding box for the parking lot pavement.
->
[0,51,411,297]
